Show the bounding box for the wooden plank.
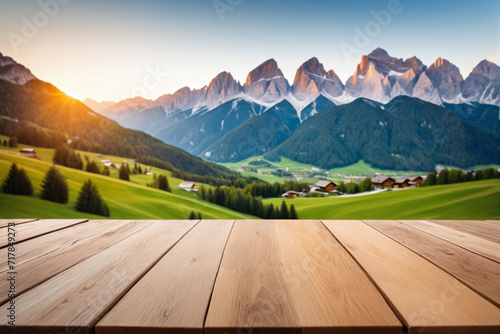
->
[0,219,88,248]
[0,219,37,228]
[205,220,401,334]
[323,220,500,334]
[97,220,235,334]
[364,220,500,307]
[400,220,500,263]
[428,220,500,244]
[0,220,197,334]
[0,220,124,271]
[0,220,156,305]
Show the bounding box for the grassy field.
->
[0,143,253,219]
[221,155,500,185]
[221,156,429,184]
[263,179,500,219]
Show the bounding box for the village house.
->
[371,176,395,189]
[179,181,197,192]
[311,180,337,193]
[19,148,36,158]
[405,175,424,187]
[102,160,118,169]
[394,177,411,188]
[281,190,305,198]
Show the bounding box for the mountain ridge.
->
[82,48,500,125]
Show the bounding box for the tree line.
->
[423,167,499,186]
[2,163,110,216]
[199,185,298,219]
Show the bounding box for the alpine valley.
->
[2,48,500,171]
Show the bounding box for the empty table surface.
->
[0,219,498,334]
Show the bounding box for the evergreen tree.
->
[197,212,202,219]
[359,177,374,193]
[280,200,289,219]
[86,160,100,174]
[199,185,206,200]
[423,171,437,186]
[76,179,110,216]
[158,175,171,192]
[189,210,196,219]
[266,204,275,219]
[2,163,33,195]
[53,145,83,169]
[41,166,69,203]
[289,205,298,219]
[102,166,110,176]
[207,188,214,202]
[8,136,18,148]
[2,139,6,146]
[119,164,130,181]
[437,169,449,185]
[447,169,464,184]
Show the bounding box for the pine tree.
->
[86,161,100,174]
[197,212,202,219]
[280,200,289,219]
[102,166,110,176]
[199,185,206,200]
[158,175,171,192]
[189,210,196,219]
[2,139,6,146]
[119,164,130,181]
[76,179,110,216]
[53,145,83,169]
[2,163,33,195]
[437,169,449,185]
[289,205,298,219]
[267,204,275,219]
[8,136,18,148]
[423,171,437,186]
[41,166,69,203]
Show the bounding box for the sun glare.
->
[63,90,81,100]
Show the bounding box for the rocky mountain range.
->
[85,48,500,122]
[0,52,36,85]
[2,49,499,169]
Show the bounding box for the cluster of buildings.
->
[281,175,424,198]
[371,175,424,189]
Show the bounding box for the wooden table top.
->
[0,219,498,334]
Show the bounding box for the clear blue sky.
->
[0,0,498,101]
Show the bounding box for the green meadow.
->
[0,142,253,219]
[1,137,498,220]
[263,179,500,220]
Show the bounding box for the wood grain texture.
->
[323,220,500,334]
[97,220,235,334]
[0,219,87,248]
[428,220,500,243]
[0,220,154,304]
[0,219,37,228]
[364,220,500,307]
[0,220,197,334]
[205,220,401,334]
[400,220,500,263]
